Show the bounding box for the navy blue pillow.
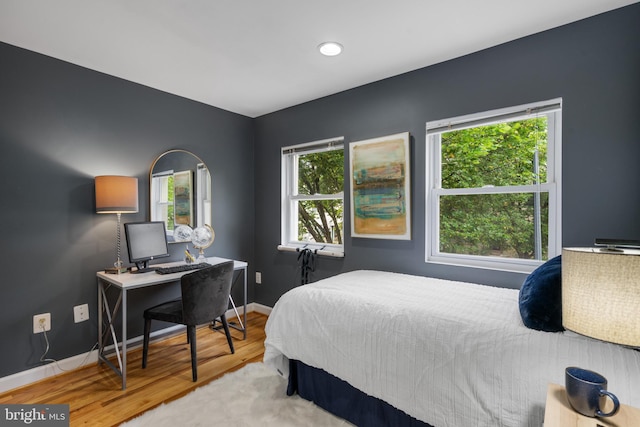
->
[519,255,564,332]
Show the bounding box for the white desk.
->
[97,257,248,390]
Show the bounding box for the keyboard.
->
[155,262,212,275]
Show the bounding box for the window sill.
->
[426,254,542,274]
[277,244,344,258]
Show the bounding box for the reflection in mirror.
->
[149,149,211,243]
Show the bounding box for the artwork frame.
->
[173,170,194,227]
[350,132,411,240]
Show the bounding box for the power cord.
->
[38,322,98,372]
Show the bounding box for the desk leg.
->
[215,266,247,340]
[232,266,247,339]
[242,265,247,340]
[98,278,103,365]
[121,289,127,390]
[97,278,127,390]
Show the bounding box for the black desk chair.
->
[142,261,235,381]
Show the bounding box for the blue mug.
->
[565,367,620,418]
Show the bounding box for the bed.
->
[263,270,640,426]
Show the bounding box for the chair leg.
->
[187,325,198,381]
[220,314,235,354]
[142,318,151,368]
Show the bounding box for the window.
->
[281,137,344,252]
[426,99,562,272]
[196,164,211,227]
[150,172,175,232]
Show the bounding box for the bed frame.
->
[287,359,432,427]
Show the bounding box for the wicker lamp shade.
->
[562,248,640,347]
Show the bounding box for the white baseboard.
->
[251,303,273,316]
[0,303,271,394]
[0,349,100,395]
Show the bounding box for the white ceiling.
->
[0,0,636,118]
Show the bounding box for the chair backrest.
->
[180,261,235,325]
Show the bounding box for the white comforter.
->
[263,270,640,427]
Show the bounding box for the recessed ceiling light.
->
[318,41,343,57]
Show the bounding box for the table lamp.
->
[562,247,640,347]
[95,175,139,274]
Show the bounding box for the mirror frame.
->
[149,149,211,243]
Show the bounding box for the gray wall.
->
[0,42,255,378]
[253,4,640,306]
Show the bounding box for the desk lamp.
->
[562,247,640,347]
[95,175,139,274]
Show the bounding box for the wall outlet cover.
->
[33,313,51,334]
[73,304,89,323]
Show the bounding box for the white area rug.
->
[121,362,352,426]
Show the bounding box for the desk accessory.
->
[174,224,193,243]
[184,248,196,264]
[95,175,139,274]
[565,367,620,418]
[192,224,215,262]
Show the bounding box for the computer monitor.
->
[124,221,170,273]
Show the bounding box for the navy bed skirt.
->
[286,359,433,427]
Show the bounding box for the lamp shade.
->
[562,248,640,347]
[95,175,139,214]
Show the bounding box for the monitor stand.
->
[131,261,155,274]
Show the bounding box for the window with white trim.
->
[281,137,344,252]
[426,99,562,272]
[150,171,174,231]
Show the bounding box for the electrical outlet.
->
[73,304,89,323]
[256,271,262,284]
[33,313,51,334]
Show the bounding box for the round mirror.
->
[149,149,211,243]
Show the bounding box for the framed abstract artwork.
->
[173,170,194,226]
[349,132,411,240]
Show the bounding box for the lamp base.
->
[104,267,129,274]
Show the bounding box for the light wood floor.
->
[0,312,268,426]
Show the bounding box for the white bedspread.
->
[264,270,640,427]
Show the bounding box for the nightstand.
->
[544,383,640,427]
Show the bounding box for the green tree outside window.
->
[439,117,548,259]
[296,150,344,244]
